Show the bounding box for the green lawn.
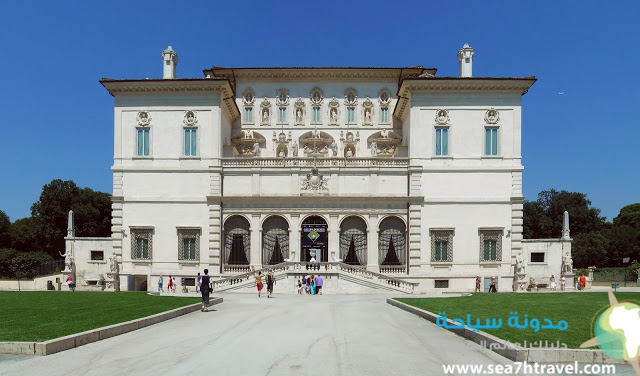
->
[397,292,640,349]
[0,291,201,342]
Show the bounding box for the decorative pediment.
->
[367,130,402,157]
[242,88,255,105]
[344,88,358,106]
[310,87,323,105]
[231,130,266,157]
[299,131,334,157]
[301,167,329,192]
[378,88,392,106]
[273,131,292,157]
[276,89,289,106]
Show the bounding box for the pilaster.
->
[367,214,379,273]
[251,214,261,268]
[208,203,222,268]
[290,214,300,261]
[329,214,339,263]
[408,204,422,274]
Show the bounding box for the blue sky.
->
[0,1,638,222]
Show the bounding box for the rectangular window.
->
[434,280,449,288]
[312,107,320,123]
[245,107,253,123]
[381,107,389,123]
[347,107,355,123]
[184,128,197,156]
[530,252,545,263]
[485,128,498,156]
[90,250,104,261]
[131,228,153,260]
[136,128,150,156]
[434,241,447,261]
[278,107,286,123]
[435,128,449,156]
[178,228,200,261]
[483,240,497,261]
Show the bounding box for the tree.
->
[572,232,609,268]
[523,189,605,239]
[613,203,640,230]
[0,210,10,249]
[30,179,112,257]
[9,217,38,252]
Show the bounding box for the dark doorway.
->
[301,216,328,262]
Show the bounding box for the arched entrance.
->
[340,216,367,265]
[223,215,250,267]
[301,215,328,262]
[379,216,406,267]
[262,215,290,265]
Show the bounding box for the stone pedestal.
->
[515,273,527,291]
[106,272,120,292]
[562,273,575,290]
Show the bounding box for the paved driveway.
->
[1,293,634,376]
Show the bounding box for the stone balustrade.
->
[221,157,408,168]
[379,266,406,274]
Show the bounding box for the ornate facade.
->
[65,44,566,293]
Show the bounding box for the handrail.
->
[221,157,408,168]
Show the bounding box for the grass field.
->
[0,291,202,342]
[397,292,640,349]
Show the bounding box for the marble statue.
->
[345,148,353,157]
[59,249,73,272]
[330,108,338,123]
[330,141,338,156]
[380,129,389,138]
[515,252,525,274]
[262,109,269,123]
[562,255,573,274]
[364,109,371,123]
[296,108,303,123]
[292,141,299,157]
[370,141,377,157]
[109,251,118,273]
[253,142,260,157]
[243,129,253,139]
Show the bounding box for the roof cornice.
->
[393,77,537,120]
[100,78,240,121]
[204,67,434,81]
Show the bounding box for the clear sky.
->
[0,1,638,222]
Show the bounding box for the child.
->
[297,279,302,294]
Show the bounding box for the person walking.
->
[200,269,212,312]
[316,274,323,295]
[255,271,264,297]
[171,276,177,293]
[297,279,303,294]
[158,275,164,292]
[266,270,276,298]
[310,275,316,295]
[475,276,481,293]
[579,273,586,291]
[167,275,173,293]
[196,272,201,293]
[489,277,497,293]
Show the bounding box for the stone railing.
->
[379,266,407,274]
[221,157,408,168]
[223,265,251,274]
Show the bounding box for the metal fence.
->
[34,259,65,278]
[592,267,637,282]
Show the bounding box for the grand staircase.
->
[212,262,417,294]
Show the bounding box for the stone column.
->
[290,214,300,262]
[328,214,339,263]
[251,214,262,269]
[367,214,379,273]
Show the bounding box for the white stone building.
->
[63,45,575,293]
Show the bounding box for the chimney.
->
[457,43,474,78]
[162,46,178,79]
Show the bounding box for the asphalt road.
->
[0,292,635,376]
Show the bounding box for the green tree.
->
[9,217,38,252]
[31,179,111,257]
[572,232,609,268]
[0,210,10,249]
[523,189,605,239]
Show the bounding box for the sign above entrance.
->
[301,224,327,248]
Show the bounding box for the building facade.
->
[63,44,575,293]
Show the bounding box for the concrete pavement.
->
[0,292,636,376]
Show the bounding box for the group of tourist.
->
[298,274,323,295]
[157,275,177,292]
[473,273,588,293]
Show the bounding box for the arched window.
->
[379,216,406,265]
[262,216,289,265]
[223,216,250,265]
[340,216,367,265]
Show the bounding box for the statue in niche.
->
[292,141,299,157]
[278,149,285,158]
[330,108,338,123]
[346,148,353,157]
[253,142,260,157]
[330,141,337,156]
[364,109,372,123]
[370,141,377,157]
[380,129,389,139]
[262,109,269,123]
[296,108,303,123]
